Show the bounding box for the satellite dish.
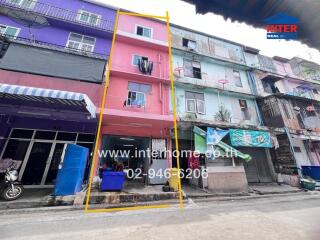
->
[7,10,49,28]
[7,10,49,42]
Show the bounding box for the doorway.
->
[241,147,273,183]
[101,135,151,185]
[0,128,95,186]
[21,142,52,185]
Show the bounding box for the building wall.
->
[175,85,259,125]
[0,69,103,107]
[172,51,252,94]
[117,15,168,42]
[105,76,170,116]
[171,26,245,64]
[0,0,115,56]
[112,41,169,80]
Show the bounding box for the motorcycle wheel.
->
[1,185,24,201]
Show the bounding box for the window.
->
[6,0,36,9]
[132,54,148,66]
[185,91,205,114]
[239,99,251,120]
[126,82,151,107]
[182,38,196,50]
[293,146,301,153]
[77,10,101,26]
[233,70,243,87]
[184,59,202,79]
[0,25,20,38]
[66,33,95,52]
[136,25,152,38]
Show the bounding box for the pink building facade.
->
[99,14,174,185]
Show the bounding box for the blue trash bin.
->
[301,166,320,181]
[101,171,125,191]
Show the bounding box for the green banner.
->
[194,133,206,154]
[229,129,272,148]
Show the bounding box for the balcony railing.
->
[0,0,114,32]
[173,67,253,93]
[1,33,108,59]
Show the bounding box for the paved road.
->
[1,192,320,240]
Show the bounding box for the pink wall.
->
[0,70,103,107]
[118,14,168,42]
[112,41,169,80]
[101,14,173,144]
[105,76,170,115]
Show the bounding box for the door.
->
[21,142,52,185]
[242,147,273,183]
[44,143,66,185]
[148,159,168,184]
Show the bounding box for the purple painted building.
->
[0,0,115,56]
[0,0,116,186]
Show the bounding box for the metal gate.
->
[241,147,273,183]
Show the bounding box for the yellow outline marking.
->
[86,204,170,213]
[84,10,183,213]
[85,9,120,212]
[119,11,167,19]
[166,11,183,209]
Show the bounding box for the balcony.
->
[0,0,114,33]
[1,33,108,59]
[0,36,107,83]
[173,67,252,95]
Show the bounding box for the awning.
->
[0,84,96,118]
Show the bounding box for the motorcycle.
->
[0,166,24,201]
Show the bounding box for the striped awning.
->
[0,84,96,118]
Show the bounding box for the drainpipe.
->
[159,82,164,115]
[246,70,264,126]
[284,127,302,177]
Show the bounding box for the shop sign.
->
[230,129,273,148]
[206,127,229,145]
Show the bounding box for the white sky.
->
[96,0,320,64]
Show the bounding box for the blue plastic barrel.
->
[100,171,125,191]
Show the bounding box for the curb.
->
[0,189,318,212]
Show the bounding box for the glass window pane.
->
[5,27,18,38]
[133,55,140,66]
[143,28,151,38]
[77,134,95,142]
[69,33,82,42]
[56,132,77,141]
[139,84,151,93]
[2,139,30,161]
[187,99,196,112]
[11,129,33,139]
[195,93,204,101]
[83,36,95,44]
[89,15,98,25]
[80,12,89,21]
[34,131,56,140]
[128,82,140,92]
[185,91,196,99]
[136,26,143,36]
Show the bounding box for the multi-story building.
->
[246,48,320,184]
[98,13,174,185]
[0,0,116,186]
[170,25,276,193]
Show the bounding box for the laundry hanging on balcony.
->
[138,58,153,75]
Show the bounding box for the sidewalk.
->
[0,183,314,210]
